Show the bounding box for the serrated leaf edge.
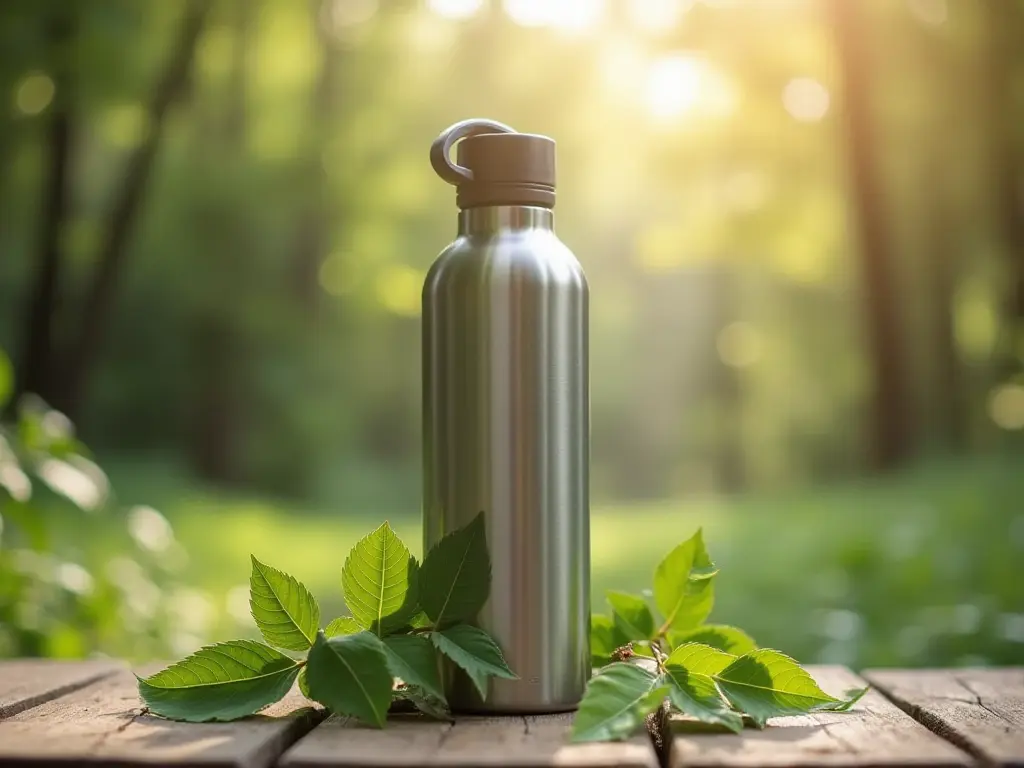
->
[250,555,318,648]
[428,515,485,627]
[137,641,302,691]
[313,633,389,726]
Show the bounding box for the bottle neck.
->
[458,205,554,236]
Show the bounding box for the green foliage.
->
[382,634,444,701]
[0,350,183,660]
[305,631,393,728]
[607,591,656,641]
[591,614,629,666]
[249,555,319,651]
[653,529,717,632]
[342,521,419,636]
[137,640,302,722]
[0,351,11,409]
[325,616,362,637]
[571,663,669,743]
[668,626,757,656]
[713,649,864,728]
[430,624,517,698]
[577,529,866,742]
[393,685,452,721]
[418,512,490,628]
[137,515,515,726]
[661,643,743,733]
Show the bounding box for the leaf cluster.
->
[574,529,867,742]
[137,513,516,724]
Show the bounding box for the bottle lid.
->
[430,119,556,209]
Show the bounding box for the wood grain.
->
[0,668,325,768]
[280,712,659,768]
[865,667,1024,767]
[666,665,969,767]
[0,659,120,719]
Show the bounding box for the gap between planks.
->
[0,667,326,768]
[279,711,660,768]
[0,659,122,720]
[864,668,1024,768]
[664,665,971,768]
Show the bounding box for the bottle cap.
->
[430,119,556,209]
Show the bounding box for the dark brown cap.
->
[430,119,556,209]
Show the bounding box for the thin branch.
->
[57,0,212,418]
[16,9,76,406]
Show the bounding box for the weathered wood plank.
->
[666,665,969,767]
[0,668,325,768]
[280,712,659,768]
[0,659,121,719]
[865,667,1024,767]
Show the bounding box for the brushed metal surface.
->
[422,205,590,713]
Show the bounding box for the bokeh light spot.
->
[327,0,377,30]
[717,322,762,368]
[907,0,947,26]
[319,253,358,297]
[428,0,483,19]
[102,104,150,148]
[14,72,55,116]
[646,55,702,120]
[503,0,548,27]
[988,384,1024,430]
[547,0,605,33]
[376,265,422,317]
[128,505,175,554]
[782,77,830,123]
[628,0,692,34]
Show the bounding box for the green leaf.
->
[669,625,756,656]
[394,686,453,721]
[430,624,516,698]
[342,521,420,636]
[713,649,851,728]
[383,634,445,702]
[419,512,490,627]
[662,643,742,733]
[667,642,736,676]
[325,616,362,637]
[591,613,629,665]
[409,611,432,629]
[607,591,655,641]
[249,556,320,651]
[571,662,669,743]
[137,640,300,722]
[305,630,393,728]
[0,349,12,410]
[814,686,870,712]
[653,529,718,633]
[298,667,311,700]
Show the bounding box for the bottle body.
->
[422,205,590,713]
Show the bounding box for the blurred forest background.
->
[0,0,1022,669]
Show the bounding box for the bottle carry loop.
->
[430,119,516,185]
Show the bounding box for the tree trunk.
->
[291,0,343,307]
[16,9,76,407]
[917,21,967,452]
[980,0,1024,380]
[188,0,253,484]
[828,0,913,470]
[56,0,211,420]
[923,154,966,450]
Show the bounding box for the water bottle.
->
[423,119,590,713]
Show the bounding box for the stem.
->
[651,640,668,673]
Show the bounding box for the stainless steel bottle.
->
[423,119,590,713]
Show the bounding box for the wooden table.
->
[0,661,1021,768]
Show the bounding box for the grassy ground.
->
[45,456,1024,668]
